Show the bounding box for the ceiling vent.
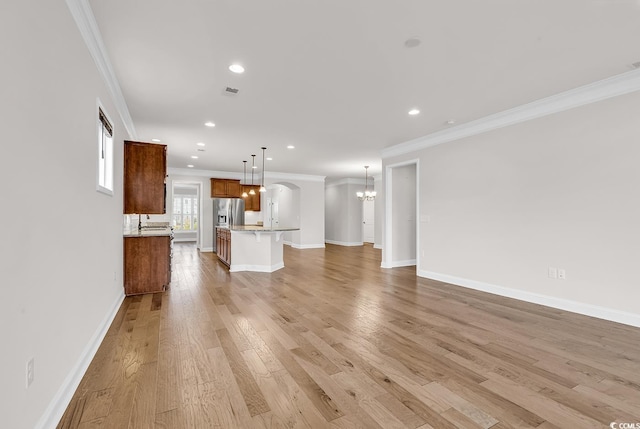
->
[223,86,240,96]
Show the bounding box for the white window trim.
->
[96,98,114,196]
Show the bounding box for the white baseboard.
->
[35,290,125,429]
[419,270,640,328]
[373,244,382,249]
[325,240,364,247]
[391,259,416,268]
[173,237,197,243]
[230,262,285,273]
[285,242,326,249]
[199,247,213,252]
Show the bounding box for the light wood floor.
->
[59,243,640,428]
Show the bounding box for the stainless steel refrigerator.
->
[212,198,245,252]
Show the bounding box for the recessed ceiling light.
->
[196,142,205,146]
[187,164,194,168]
[287,145,295,149]
[446,119,456,125]
[204,121,215,127]
[266,157,273,161]
[191,155,198,159]
[151,138,161,142]
[229,64,245,74]
[404,37,421,48]
[408,109,420,116]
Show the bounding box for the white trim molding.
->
[169,167,326,183]
[35,291,125,429]
[65,0,137,139]
[373,244,382,250]
[325,240,364,247]
[285,242,326,249]
[389,259,417,268]
[382,158,420,270]
[199,247,214,252]
[382,68,640,159]
[419,270,640,328]
[230,262,284,273]
[325,178,366,188]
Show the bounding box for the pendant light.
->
[259,147,267,193]
[241,161,248,198]
[249,154,256,195]
[356,165,376,201]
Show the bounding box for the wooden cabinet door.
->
[226,181,242,198]
[215,228,231,267]
[211,179,242,198]
[212,179,228,197]
[124,141,166,214]
[124,236,170,295]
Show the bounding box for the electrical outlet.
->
[558,269,566,280]
[548,267,558,279]
[26,358,34,387]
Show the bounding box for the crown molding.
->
[169,168,242,179]
[169,167,326,182]
[265,170,326,182]
[65,0,137,139]
[325,178,366,187]
[382,68,640,159]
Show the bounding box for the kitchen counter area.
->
[217,225,300,272]
[123,226,173,237]
[123,224,173,295]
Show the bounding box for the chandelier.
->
[356,165,376,201]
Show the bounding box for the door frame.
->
[382,158,420,270]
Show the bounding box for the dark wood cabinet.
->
[216,227,231,267]
[124,141,167,214]
[242,186,261,211]
[210,178,242,198]
[124,236,171,295]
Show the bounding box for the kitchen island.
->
[216,225,299,272]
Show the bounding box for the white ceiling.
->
[89,0,640,180]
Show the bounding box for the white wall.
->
[324,180,364,246]
[0,2,127,427]
[383,90,640,325]
[266,175,325,249]
[266,183,300,243]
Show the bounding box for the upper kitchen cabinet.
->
[242,186,261,211]
[124,141,167,214]
[210,178,242,198]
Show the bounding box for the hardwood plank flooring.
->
[58,243,640,428]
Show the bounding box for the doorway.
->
[362,199,375,243]
[382,160,419,269]
[171,182,201,247]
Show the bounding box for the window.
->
[97,105,114,195]
[172,194,198,231]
